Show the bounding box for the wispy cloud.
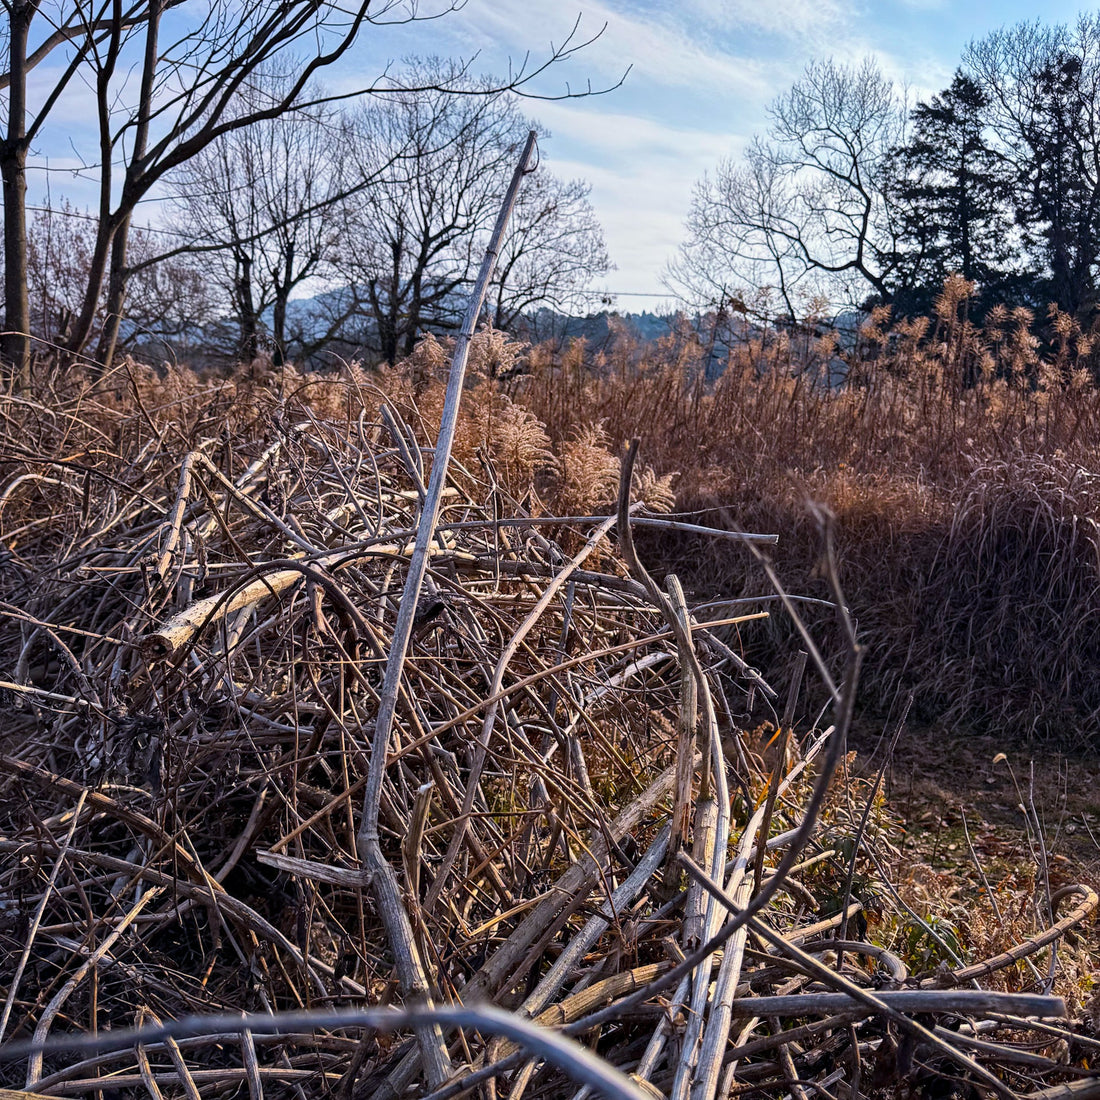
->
[336,1,1100,298]
[680,0,855,43]
[459,0,775,100]
[532,100,746,161]
[529,103,737,294]
[549,155,694,297]
[27,0,1069,302]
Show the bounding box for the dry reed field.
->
[0,316,1097,1100]
[518,280,1100,745]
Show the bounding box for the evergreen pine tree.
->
[889,72,1018,314]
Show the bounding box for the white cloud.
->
[681,0,855,44]
[459,0,776,100]
[519,105,741,295]
[23,0,1024,304]
[532,100,746,160]
[342,2,981,296]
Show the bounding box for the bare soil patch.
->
[849,718,1100,882]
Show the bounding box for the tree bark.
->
[1,4,35,379]
[95,0,163,369]
[271,238,292,364]
[235,251,259,361]
[369,274,399,366]
[66,219,116,361]
[272,291,287,365]
[64,4,123,362]
[96,215,131,367]
[403,270,424,359]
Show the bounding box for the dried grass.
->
[516,292,1100,743]
[0,333,1095,1100]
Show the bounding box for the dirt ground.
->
[847,718,1100,884]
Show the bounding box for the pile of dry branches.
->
[0,350,1096,1100]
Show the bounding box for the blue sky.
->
[342,0,1091,307]
[23,1,1097,308]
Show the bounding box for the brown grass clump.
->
[919,454,1100,734]
[555,421,621,513]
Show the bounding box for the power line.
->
[576,288,682,303]
[596,290,677,298]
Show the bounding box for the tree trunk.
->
[65,219,116,358]
[1,148,30,379]
[403,273,423,359]
[272,290,288,366]
[235,252,259,361]
[93,0,162,371]
[386,238,405,364]
[379,306,398,365]
[1,6,34,379]
[271,240,293,365]
[65,8,123,362]
[96,214,131,367]
[368,276,398,366]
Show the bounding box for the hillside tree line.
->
[0,4,611,374]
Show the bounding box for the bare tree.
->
[1,1,192,373]
[123,227,220,357]
[667,147,810,318]
[0,1,380,370]
[23,201,212,353]
[488,169,610,329]
[668,58,908,314]
[167,68,351,361]
[1,5,613,373]
[77,1,382,368]
[24,199,98,348]
[334,59,533,363]
[334,58,611,363]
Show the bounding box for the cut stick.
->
[154,450,199,579]
[921,883,1098,988]
[355,131,539,1092]
[140,544,444,661]
[678,853,1029,1100]
[521,825,672,1019]
[727,990,1066,1017]
[374,760,688,1100]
